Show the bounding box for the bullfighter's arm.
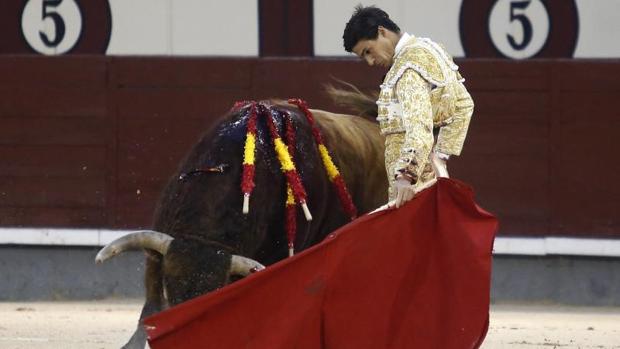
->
[434,84,474,157]
[393,69,434,184]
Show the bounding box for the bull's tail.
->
[324,79,378,121]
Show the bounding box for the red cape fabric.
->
[144,179,497,349]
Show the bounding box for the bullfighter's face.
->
[352,26,398,68]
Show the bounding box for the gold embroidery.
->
[378,35,474,196]
[394,70,434,188]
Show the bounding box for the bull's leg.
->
[122,301,159,349]
[122,252,164,349]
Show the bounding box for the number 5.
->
[507,0,533,50]
[39,0,66,47]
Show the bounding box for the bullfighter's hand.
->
[393,177,416,208]
[431,152,449,178]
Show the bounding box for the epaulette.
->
[383,38,461,88]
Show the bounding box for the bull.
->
[97,93,387,348]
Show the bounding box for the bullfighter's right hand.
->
[393,177,416,208]
[431,152,449,178]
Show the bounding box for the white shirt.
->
[393,32,412,58]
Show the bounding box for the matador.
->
[344,6,474,206]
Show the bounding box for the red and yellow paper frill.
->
[236,100,356,257]
[260,104,312,223]
[284,113,297,257]
[288,98,357,219]
[240,102,258,214]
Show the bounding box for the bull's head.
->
[95,231,264,304]
[95,104,296,305]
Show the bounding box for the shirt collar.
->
[394,32,411,57]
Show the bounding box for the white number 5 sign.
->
[21,0,83,55]
[488,0,549,59]
[460,0,577,59]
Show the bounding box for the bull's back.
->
[311,110,388,213]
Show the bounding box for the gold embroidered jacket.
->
[377,35,474,193]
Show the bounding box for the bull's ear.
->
[178,164,230,181]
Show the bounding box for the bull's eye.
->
[178,164,229,182]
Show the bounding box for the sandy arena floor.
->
[0,300,618,348]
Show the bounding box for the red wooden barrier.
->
[0,56,618,237]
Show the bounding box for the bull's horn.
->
[230,255,265,276]
[95,230,173,264]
